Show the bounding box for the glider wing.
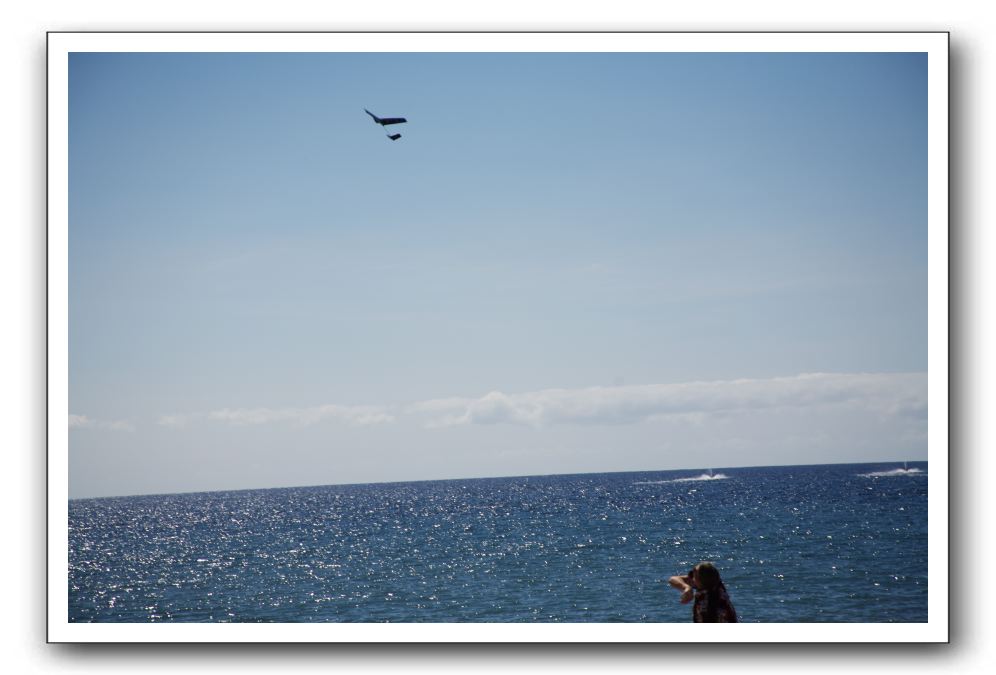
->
[365,109,407,125]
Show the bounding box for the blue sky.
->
[68,52,928,498]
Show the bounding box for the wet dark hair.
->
[693,561,722,591]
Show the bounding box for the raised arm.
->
[668,575,695,604]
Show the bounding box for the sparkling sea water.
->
[68,462,928,623]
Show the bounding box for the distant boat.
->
[899,461,918,474]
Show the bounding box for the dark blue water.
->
[68,462,928,622]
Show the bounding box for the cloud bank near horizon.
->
[142,371,925,431]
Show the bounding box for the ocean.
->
[68,462,928,623]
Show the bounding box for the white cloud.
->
[207,404,394,427]
[68,414,90,428]
[410,372,927,428]
[157,413,197,428]
[68,413,134,432]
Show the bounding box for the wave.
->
[635,472,729,485]
[859,467,925,478]
[671,472,729,482]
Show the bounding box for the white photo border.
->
[48,31,949,643]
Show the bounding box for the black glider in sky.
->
[365,109,407,140]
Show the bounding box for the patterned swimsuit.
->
[692,583,738,623]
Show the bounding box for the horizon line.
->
[68,457,928,502]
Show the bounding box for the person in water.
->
[668,561,738,622]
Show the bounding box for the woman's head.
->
[692,562,722,591]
